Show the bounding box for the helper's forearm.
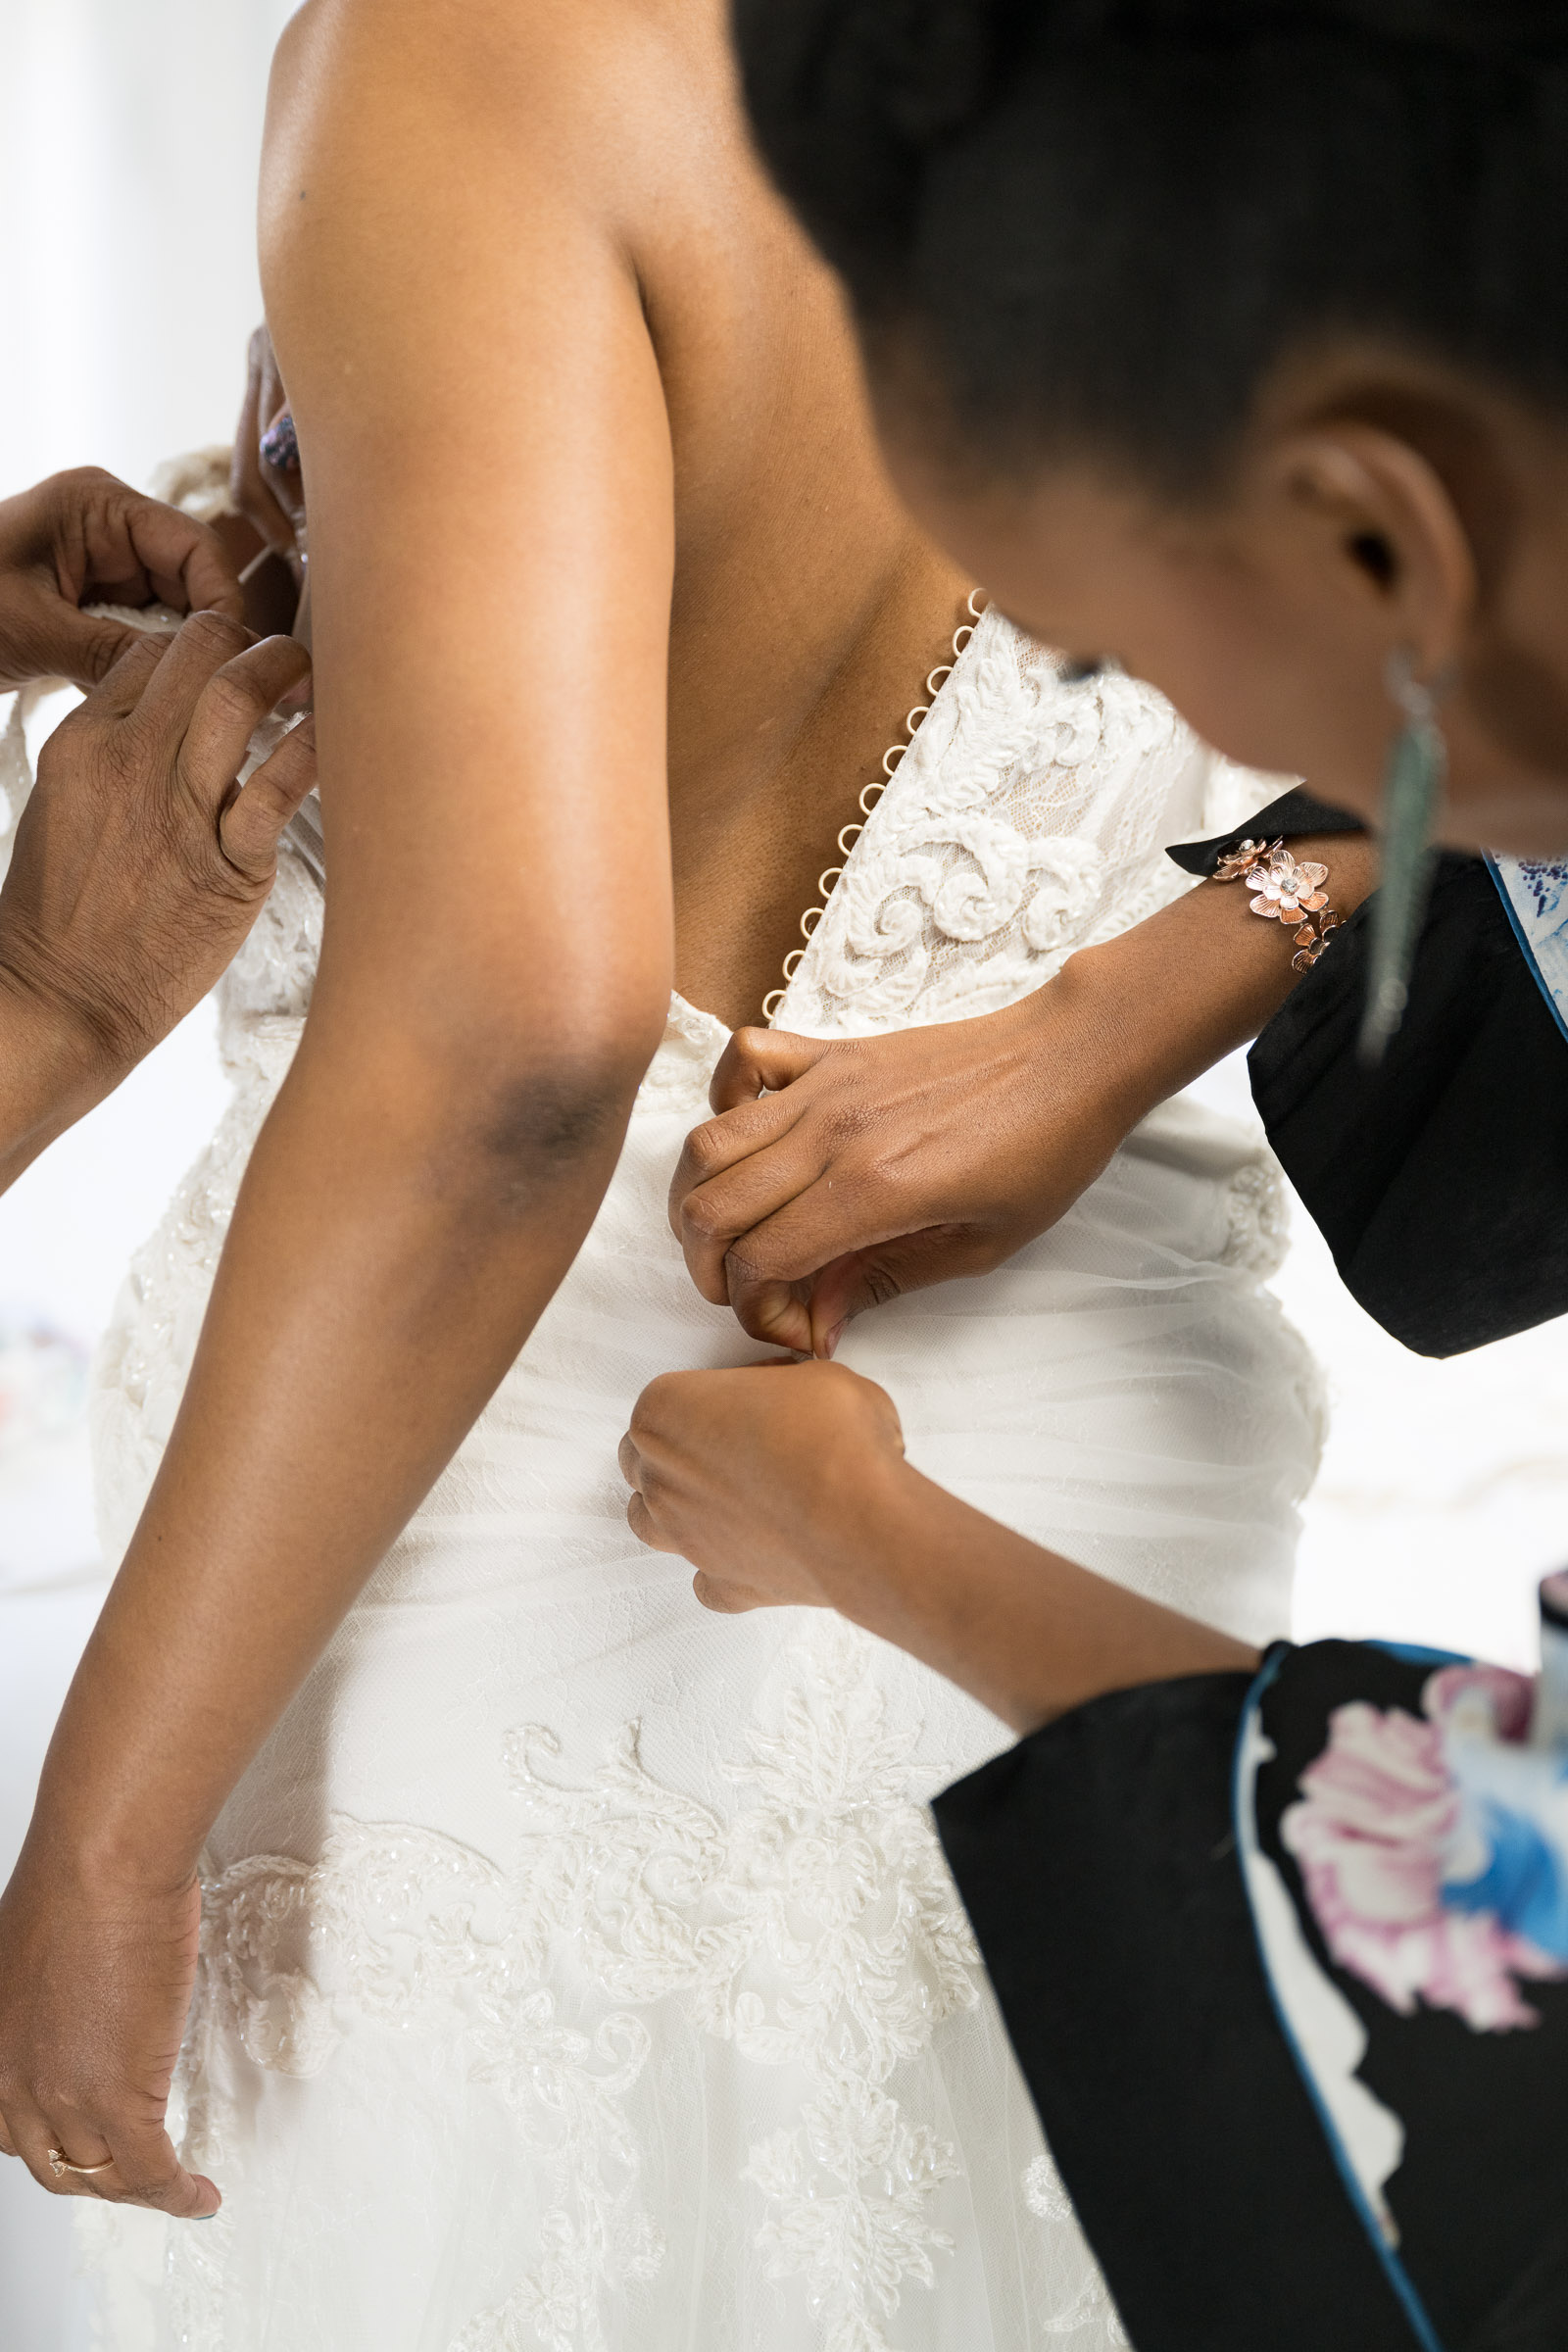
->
[819,1455,1258,1735]
[0,969,112,1194]
[28,1025,638,1888]
[1062,829,1380,1136]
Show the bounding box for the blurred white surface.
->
[0,5,295,2340]
[1281,1201,1568,1669]
[0,4,1565,2347]
[0,0,297,500]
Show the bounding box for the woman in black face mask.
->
[620,7,1568,2346]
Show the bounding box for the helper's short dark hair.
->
[735,0,1568,492]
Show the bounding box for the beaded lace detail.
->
[770,607,1262,1037]
[761,591,986,1025]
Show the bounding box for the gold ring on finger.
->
[48,2145,114,2180]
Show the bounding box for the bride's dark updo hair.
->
[735,0,1568,487]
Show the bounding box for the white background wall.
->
[0,4,1566,2347]
[0,1,298,500]
[0,7,296,2341]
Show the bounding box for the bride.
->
[0,4,1317,2347]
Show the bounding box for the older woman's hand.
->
[0,616,315,1184]
[0,469,244,693]
[619,1357,906,1613]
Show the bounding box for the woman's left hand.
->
[619,1357,906,1613]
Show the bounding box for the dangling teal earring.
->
[1359,649,1450,1063]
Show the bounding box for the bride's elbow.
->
[451,1008,664,1208]
[476,1053,640,1180]
[303,974,668,1207]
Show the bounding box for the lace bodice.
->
[774,609,1267,1034]
[0,591,1275,1081]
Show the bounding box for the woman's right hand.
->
[669,972,1136,1357]
[0,1839,219,2216]
[669,851,1374,1354]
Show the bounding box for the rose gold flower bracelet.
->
[1211,836,1343,970]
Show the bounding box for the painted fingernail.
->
[260,410,299,471]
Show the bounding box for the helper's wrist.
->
[0,948,121,1183]
[809,1446,933,1628]
[1041,936,1178,1141]
[1054,822,1385,1132]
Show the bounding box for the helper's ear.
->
[1263,420,1477,683]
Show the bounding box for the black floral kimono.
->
[935,1639,1568,2351]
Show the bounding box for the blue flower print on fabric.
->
[1489,855,1568,1048]
[1441,1736,1568,1963]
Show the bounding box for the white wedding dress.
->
[62,605,1322,2351]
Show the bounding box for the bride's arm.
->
[0,2,673,2213]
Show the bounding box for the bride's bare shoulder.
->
[266,0,728,184]
[260,0,818,417]
[260,0,761,348]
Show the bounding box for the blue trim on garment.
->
[1486,855,1568,1052]
[1232,1644,1448,2352]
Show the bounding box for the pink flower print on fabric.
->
[1281,1666,1566,2033]
[1426,1663,1534,1746]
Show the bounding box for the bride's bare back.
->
[266,0,968,1030]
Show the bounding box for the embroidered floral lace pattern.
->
[506,1619,983,2352]
[151,1626,1004,2352]
[775,611,1251,1037]
[1022,2157,1130,2344]
[173,1818,662,2352]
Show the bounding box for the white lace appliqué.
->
[485,1617,978,2352]
[775,612,1223,1037]
[168,1623,981,2352]
[1022,2155,1129,2344]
